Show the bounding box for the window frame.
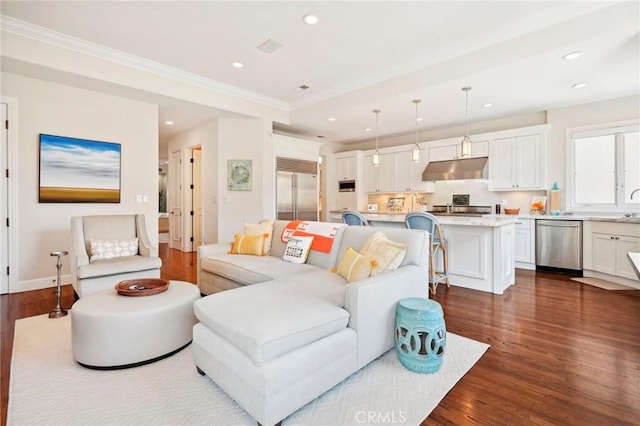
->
[566,120,640,213]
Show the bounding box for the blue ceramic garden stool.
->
[395,297,446,373]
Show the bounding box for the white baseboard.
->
[515,262,536,271]
[14,274,72,293]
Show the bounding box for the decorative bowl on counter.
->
[504,208,520,215]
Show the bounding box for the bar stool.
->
[342,210,370,226]
[405,212,449,295]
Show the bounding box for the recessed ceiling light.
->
[232,61,244,68]
[303,14,319,25]
[572,82,587,89]
[364,128,372,132]
[562,51,582,60]
[482,103,493,108]
[416,118,423,122]
[165,121,174,125]
[328,117,336,122]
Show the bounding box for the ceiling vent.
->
[257,39,282,54]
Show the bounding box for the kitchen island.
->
[358,213,518,295]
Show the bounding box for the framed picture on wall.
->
[227,159,252,191]
[39,134,121,203]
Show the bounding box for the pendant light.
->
[460,86,472,157]
[372,109,381,167]
[412,99,421,162]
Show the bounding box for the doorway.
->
[1,98,17,294]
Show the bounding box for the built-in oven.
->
[338,180,356,192]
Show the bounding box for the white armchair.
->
[70,214,162,298]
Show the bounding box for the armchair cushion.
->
[77,255,161,279]
[89,238,139,261]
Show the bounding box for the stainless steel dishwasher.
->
[536,219,583,272]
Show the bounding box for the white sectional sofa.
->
[194,221,430,426]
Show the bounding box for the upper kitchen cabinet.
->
[488,125,551,191]
[362,149,432,193]
[427,140,489,162]
[335,153,357,181]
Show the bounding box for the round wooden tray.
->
[115,278,170,297]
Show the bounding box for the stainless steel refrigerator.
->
[276,157,319,221]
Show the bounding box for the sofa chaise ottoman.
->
[193,222,430,425]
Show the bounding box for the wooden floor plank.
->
[2,245,639,426]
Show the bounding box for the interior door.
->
[0,102,8,294]
[192,147,203,249]
[169,149,183,250]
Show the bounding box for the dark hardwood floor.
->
[2,245,639,425]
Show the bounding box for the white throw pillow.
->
[244,220,275,255]
[282,236,314,264]
[360,232,406,276]
[89,238,139,261]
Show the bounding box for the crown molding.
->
[0,15,290,112]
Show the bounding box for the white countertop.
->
[361,213,517,227]
[512,213,640,223]
[330,210,640,224]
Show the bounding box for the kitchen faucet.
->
[631,188,640,200]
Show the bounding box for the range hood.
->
[422,156,488,181]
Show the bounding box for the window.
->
[568,122,639,212]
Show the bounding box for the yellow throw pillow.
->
[361,231,407,276]
[244,220,274,255]
[336,247,373,283]
[229,233,266,256]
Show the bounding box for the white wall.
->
[1,72,159,292]
[546,95,640,209]
[217,118,272,242]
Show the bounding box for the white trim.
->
[1,96,18,293]
[15,274,72,293]
[0,15,290,112]
[565,119,640,213]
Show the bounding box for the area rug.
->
[571,277,637,291]
[8,314,489,425]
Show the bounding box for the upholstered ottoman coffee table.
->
[71,280,200,369]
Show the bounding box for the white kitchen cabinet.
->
[377,153,395,192]
[427,140,489,162]
[363,149,433,193]
[363,155,379,193]
[489,134,545,190]
[592,233,640,280]
[514,218,535,270]
[363,153,393,192]
[439,222,515,295]
[335,192,357,211]
[335,155,357,181]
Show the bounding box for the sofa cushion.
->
[336,247,372,283]
[282,236,314,264]
[270,221,346,270]
[77,255,161,279]
[200,254,321,286]
[229,233,267,256]
[89,238,139,261]
[194,278,350,365]
[244,220,274,255]
[360,232,407,276]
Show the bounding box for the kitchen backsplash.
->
[367,181,548,213]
